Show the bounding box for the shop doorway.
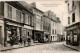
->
[0,26,2,44]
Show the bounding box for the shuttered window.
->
[7,4,12,19]
[16,10,21,22]
[25,14,28,24]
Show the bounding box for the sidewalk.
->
[63,42,79,51]
[0,42,45,51]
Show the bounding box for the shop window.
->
[6,25,20,46]
[53,36,54,40]
[17,27,21,41]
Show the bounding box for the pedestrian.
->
[27,37,31,46]
[20,38,23,45]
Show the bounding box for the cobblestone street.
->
[1,42,78,53]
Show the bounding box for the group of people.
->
[20,36,31,46]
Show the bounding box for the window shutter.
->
[25,14,28,24]
[4,3,8,18]
[12,7,16,21]
[21,13,23,23]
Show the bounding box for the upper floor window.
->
[7,5,12,19]
[72,1,74,8]
[52,29,54,34]
[53,22,54,26]
[22,13,25,23]
[68,3,69,11]
[55,30,56,34]
[72,13,75,22]
[30,17,32,26]
[68,17,70,24]
[16,10,21,22]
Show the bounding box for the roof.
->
[17,1,34,15]
[33,7,44,13]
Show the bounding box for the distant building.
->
[31,3,44,43]
[42,14,51,42]
[44,11,57,41]
[56,17,64,42]
[45,10,63,42]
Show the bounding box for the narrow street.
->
[1,42,78,53]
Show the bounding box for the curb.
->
[1,42,53,52]
[0,43,44,52]
[63,44,79,51]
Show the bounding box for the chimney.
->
[31,2,36,7]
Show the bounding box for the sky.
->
[26,0,68,26]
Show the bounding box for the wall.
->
[67,1,80,26]
[33,8,43,31]
[0,20,4,46]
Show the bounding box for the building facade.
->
[65,0,80,47]
[42,14,51,42]
[0,1,34,50]
[31,3,44,43]
[56,17,64,42]
[45,11,58,42]
[44,10,63,42]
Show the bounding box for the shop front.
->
[4,21,22,47]
[22,28,33,46]
[66,23,80,46]
[32,30,44,43]
[22,25,33,46]
[44,32,50,42]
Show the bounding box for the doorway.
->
[0,26,2,45]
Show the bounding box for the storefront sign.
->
[6,22,21,27]
[66,25,78,30]
[24,25,33,29]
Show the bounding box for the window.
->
[55,30,56,34]
[72,1,74,8]
[0,26,2,44]
[51,36,52,41]
[52,29,54,34]
[53,36,54,40]
[7,5,12,19]
[30,17,32,26]
[16,10,21,22]
[68,17,70,24]
[72,13,75,22]
[53,22,54,26]
[21,13,24,23]
[25,14,28,24]
[68,3,69,11]
[28,16,30,25]
[41,16,43,22]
